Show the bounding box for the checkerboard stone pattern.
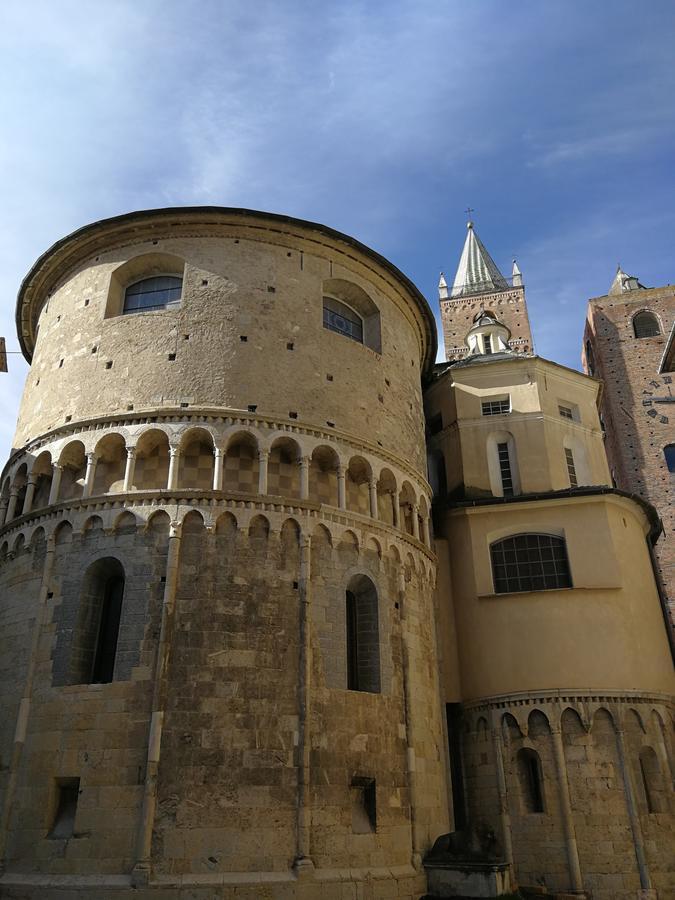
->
[134,443,169,490]
[93,456,126,494]
[267,446,300,498]
[347,473,370,515]
[178,439,214,490]
[223,442,258,493]
[310,461,338,506]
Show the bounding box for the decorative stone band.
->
[0,413,432,544]
[0,493,437,581]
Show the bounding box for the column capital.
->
[86,450,98,462]
[258,447,270,459]
[299,455,310,467]
[126,446,137,458]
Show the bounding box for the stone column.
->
[490,716,515,872]
[294,534,314,877]
[422,515,431,547]
[299,456,310,501]
[213,448,224,491]
[22,476,37,516]
[399,569,422,868]
[258,449,269,495]
[337,465,346,510]
[0,498,8,527]
[392,491,400,529]
[132,521,182,886]
[167,447,180,490]
[48,465,63,505]
[368,479,378,519]
[82,452,97,499]
[123,448,137,493]
[550,724,584,893]
[0,534,56,870]
[5,489,19,522]
[412,504,420,541]
[615,725,653,893]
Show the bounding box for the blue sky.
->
[1,0,674,460]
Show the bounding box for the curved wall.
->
[0,210,447,900]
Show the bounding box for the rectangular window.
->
[482,397,510,416]
[558,404,574,419]
[483,334,493,354]
[491,534,572,594]
[565,448,578,487]
[497,442,514,496]
[49,778,80,839]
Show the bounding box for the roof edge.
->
[16,206,438,372]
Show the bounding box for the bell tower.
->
[439,220,534,361]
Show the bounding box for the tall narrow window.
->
[517,749,545,813]
[345,574,380,693]
[491,534,572,594]
[124,275,182,313]
[70,558,125,685]
[497,442,513,496]
[664,445,675,473]
[91,576,124,683]
[483,334,493,354]
[565,447,578,487]
[633,311,660,338]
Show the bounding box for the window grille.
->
[497,442,513,496]
[124,276,182,313]
[633,311,660,338]
[490,533,572,593]
[558,404,574,420]
[564,447,578,487]
[482,398,510,416]
[323,296,363,344]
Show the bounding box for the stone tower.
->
[582,269,675,620]
[439,221,533,362]
[0,208,448,900]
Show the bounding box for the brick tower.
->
[439,221,533,361]
[583,267,675,620]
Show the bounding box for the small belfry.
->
[439,219,533,362]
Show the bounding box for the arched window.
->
[71,558,125,684]
[345,574,380,693]
[123,275,182,313]
[633,311,660,338]
[323,296,363,344]
[517,748,545,813]
[490,534,572,594]
[664,445,675,473]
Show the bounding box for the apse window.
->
[49,778,80,839]
[517,749,545,813]
[323,296,363,344]
[123,275,182,314]
[482,397,510,416]
[490,533,572,594]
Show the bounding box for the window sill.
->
[478,587,574,599]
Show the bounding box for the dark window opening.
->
[351,776,376,833]
[518,748,544,813]
[497,442,513,496]
[446,704,467,830]
[68,558,125,685]
[664,445,675,473]
[91,576,124,683]
[323,296,363,344]
[123,275,182,313]
[345,576,380,693]
[427,413,443,436]
[49,778,80,839]
[483,334,493,354]
[491,534,572,594]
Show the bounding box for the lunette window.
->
[490,533,572,593]
[482,398,510,416]
[323,296,363,344]
[123,276,182,313]
[633,311,660,339]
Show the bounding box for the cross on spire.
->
[465,206,475,222]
